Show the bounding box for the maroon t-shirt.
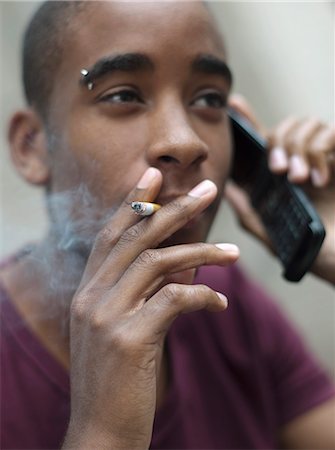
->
[1,263,334,449]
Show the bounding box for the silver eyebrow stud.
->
[80,69,89,77]
[80,68,94,90]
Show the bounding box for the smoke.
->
[17,182,117,333]
[47,182,114,254]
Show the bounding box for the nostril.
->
[193,154,207,166]
[159,155,179,164]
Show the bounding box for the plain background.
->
[0,1,334,377]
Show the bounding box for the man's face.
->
[46,1,232,248]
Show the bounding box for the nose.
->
[145,99,209,170]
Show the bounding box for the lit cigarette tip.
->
[131,201,161,216]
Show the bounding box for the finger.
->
[110,242,239,311]
[268,116,301,174]
[135,283,228,339]
[81,167,163,285]
[286,118,323,183]
[228,94,267,136]
[308,126,335,187]
[88,180,218,292]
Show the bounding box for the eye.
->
[192,92,227,109]
[100,89,143,104]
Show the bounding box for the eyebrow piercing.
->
[131,201,161,216]
[80,68,94,90]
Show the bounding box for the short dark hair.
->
[22,1,88,121]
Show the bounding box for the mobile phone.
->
[227,107,326,282]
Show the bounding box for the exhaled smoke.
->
[48,182,115,255]
[18,182,117,332]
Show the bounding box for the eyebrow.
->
[79,52,233,87]
[192,54,233,85]
[79,53,154,86]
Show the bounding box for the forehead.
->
[67,1,225,69]
[47,1,227,119]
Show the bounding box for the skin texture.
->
[3,1,335,449]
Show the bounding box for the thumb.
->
[228,94,267,137]
[224,180,273,250]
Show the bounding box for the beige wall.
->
[0,1,334,376]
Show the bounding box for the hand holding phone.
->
[228,108,326,282]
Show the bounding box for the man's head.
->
[9,1,233,252]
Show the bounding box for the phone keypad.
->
[252,180,309,265]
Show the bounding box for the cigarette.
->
[131,201,161,216]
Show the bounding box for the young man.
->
[1,1,335,449]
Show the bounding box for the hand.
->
[63,168,239,449]
[224,94,335,284]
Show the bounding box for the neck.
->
[1,234,89,368]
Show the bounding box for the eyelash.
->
[100,89,143,104]
[192,92,227,109]
[99,89,227,109]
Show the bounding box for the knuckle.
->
[71,293,90,323]
[89,308,107,332]
[109,325,137,354]
[197,283,212,297]
[198,243,212,264]
[161,283,182,303]
[307,117,322,128]
[136,248,162,268]
[118,224,142,247]
[71,285,108,323]
[308,144,322,158]
[94,226,118,252]
[275,116,298,138]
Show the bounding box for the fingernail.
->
[311,168,324,187]
[269,146,288,171]
[137,167,159,189]
[188,180,217,198]
[216,292,228,307]
[215,243,240,255]
[289,155,308,180]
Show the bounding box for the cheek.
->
[55,116,149,206]
[206,127,233,193]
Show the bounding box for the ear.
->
[8,109,51,186]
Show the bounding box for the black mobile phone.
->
[227,107,326,282]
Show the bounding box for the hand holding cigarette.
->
[66,167,239,449]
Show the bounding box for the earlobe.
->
[8,109,51,186]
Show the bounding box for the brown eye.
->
[101,89,143,104]
[192,92,227,109]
